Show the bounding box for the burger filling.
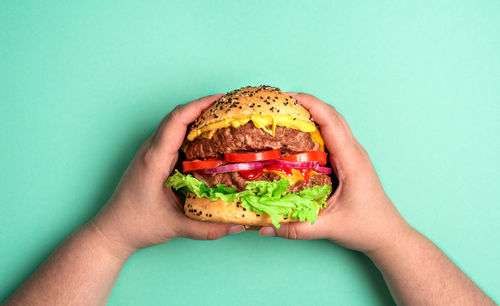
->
[195,170,331,192]
[165,141,332,228]
[167,122,334,228]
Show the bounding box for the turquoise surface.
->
[1,1,499,305]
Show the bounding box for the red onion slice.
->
[204,162,263,174]
[313,167,332,174]
[262,159,320,169]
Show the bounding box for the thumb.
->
[259,217,334,240]
[179,219,245,240]
[258,222,315,240]
[152,94,223,159]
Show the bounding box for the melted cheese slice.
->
[188,115,315,140]
[266,169,318,185]
[310,129,324,151]
[187,115,324,150]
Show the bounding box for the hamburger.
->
[165,85,334,228]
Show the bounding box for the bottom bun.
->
[184,192,298,226]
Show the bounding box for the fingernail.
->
[286,91,298,96]
[229,225,245,235]
[259,227,276,237]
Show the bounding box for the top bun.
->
[187,85,314,140]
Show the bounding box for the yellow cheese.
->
[310,129,325,151]
[187,115,316,141]
[266,169,319,185]
[200,129,216,139]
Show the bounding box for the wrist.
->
[87,206,138,261]
[365,220,417,262]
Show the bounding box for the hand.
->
[259,93,412,254]
[90,94,245,257]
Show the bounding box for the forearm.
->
[5,221,133,306]
[367,226,494,305]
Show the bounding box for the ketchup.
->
[299,168,312,184]
[239,169,263,181]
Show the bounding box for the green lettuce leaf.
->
[165,170,237,203]
[165,170,331,228]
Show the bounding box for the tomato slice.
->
[284,151,327,166]
[182,159,223,172]
[224,149,281,163]
[239,169,263,181]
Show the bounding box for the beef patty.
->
[195,171,332,193]
[185,122,320,160]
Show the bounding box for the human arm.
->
[259,93,495,305]
[4,94,245,306]
[3,222,131,306]
[369,227,494,305]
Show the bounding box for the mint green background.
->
[1,1,499,305]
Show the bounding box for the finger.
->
[288,92,355,142]
[289,92,365,176]
[332,110,355,141]
[152,94,224,156]
[178,219,245,240]
[258,217,333,240]
[289,93,355,150]
[333,110,367,153]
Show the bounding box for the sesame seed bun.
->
[187,85,315,141]
[184,193,298,226]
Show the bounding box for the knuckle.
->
[328,104,338,112]
[356,143,370,159]
[326,109,341,124]
[169,105,184,120]
[206,229,220,240]
[350,142,371,163]
[141,146,157,166]
[295,93,308,100]
[288,225,299,240]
